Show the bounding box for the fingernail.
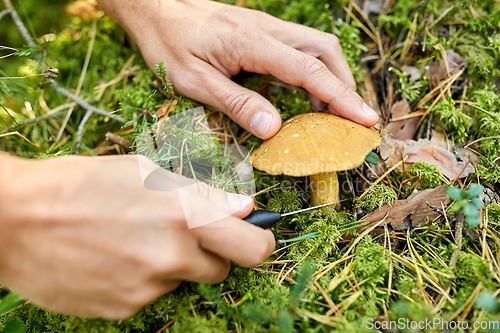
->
[265,230,275,238]
[362,102,379,118]
[250,111,272,137]
[227,193,253,209]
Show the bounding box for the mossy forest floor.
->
[2,0,500,332]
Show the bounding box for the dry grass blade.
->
[0,131,45,152]
[314,254,355,282]
[278,247,314,285]
[400,13,418,64]
[357,156,408,201]
[447,279,483,321]
[341,215,388,260]
[343,6,377,42]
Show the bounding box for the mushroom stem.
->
[309,172,340,209]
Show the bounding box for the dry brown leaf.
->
[65,0,101,21]
[363,186,450,230]
[379,135,475,179]
[156,99,177,121]
[401,65,424,81]
[384,99,419,140]
[428,49,467,79]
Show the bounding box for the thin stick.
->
[357,156,408,201]
[74,110,93,154]
[0,74,45,79]
[0,109,69,134]
[49,80,126,123]
[0,131,44,152]
[2,0,35,48]
[464,136,500,149]
[278,247,314,285]
[56,18,97,142]
[0,8,11,20]
[155,319,175,333]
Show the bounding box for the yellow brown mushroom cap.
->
[250,113,382,177]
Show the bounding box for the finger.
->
[176,178,254,220]
[255,17,356,90]
[235,9,356,90]
[165,237,231,284]
[194,218,276,267]
[172,59,282,139]
[239,32,379,127]
[309,94,326,110]
[172,177,275,267]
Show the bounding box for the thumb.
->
[172,59,282,139]
[176,179,254,229]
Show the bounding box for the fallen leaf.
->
[384,99,419,140]
[379,135,476,179]
[65,0,101,21]
[401,65,424,81]
[428,49,467,79]
[363,186,450,230]
[362,0,384,16]
[156,99,177,121]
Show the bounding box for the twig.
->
[74,110,93,154]
[156,319,175,333]
[0,131,44,152]
[0,110,67,134]
[2,0,35,48]
[49,80,126,123]
[56,18,97,142]
[106,132,133,152]
[0,8,11,20]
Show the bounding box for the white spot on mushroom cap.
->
[265,148,269,152]
[345,152,349,155]
[293,134,299,137]
[284,149,289,154]
[311,125,315,128]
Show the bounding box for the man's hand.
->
[98,0,379,139]
[0,154,274,319]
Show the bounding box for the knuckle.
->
[336,82,351,98]
[302,56,328,78]
[193,181,213,200]
[325,33,341,47]
[223,92,254,121]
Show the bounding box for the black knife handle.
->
[243,210,282,229]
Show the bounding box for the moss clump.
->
[433,96,470,143]
[489,203,500,223]
[477,164,500,184]
[453,252,495,300]
[266,189,303,214]
[406,160,444,190]
[357,184,398,212]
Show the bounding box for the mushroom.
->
[250,113,382,208]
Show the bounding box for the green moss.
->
[433,96,470,143]
[266,189,303,214]
[477,164,500,184]
[489,203,500,223]
[453,252,495,300]
[406,160,444,190]
[356,184,398,212]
